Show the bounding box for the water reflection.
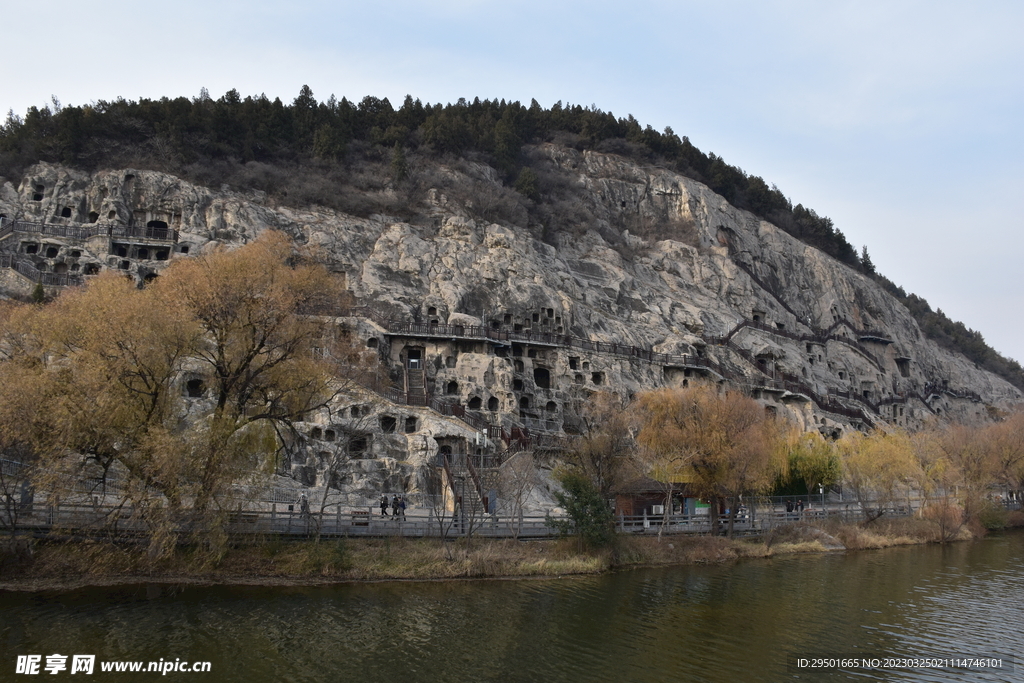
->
[1,534,1021,682]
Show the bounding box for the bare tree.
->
[308,401,378,542]
[460,455,486,556]
[427,458,458,560]
[0,444,33,539]
[498,451,538,540]
[565,391,635,502]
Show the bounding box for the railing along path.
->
[6,499,927,540]
[0,218,179,243]
[0,252,84,287]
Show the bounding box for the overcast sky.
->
[3,1,1022,362]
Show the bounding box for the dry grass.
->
[770,540,831,554]
[611,535,771,567]
[818,516,968,549]
[0,537,610,587]
[0,516,999,591]
[322,537,606,580]
[1006,510,1024,528]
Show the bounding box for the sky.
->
[3,0,1022,362]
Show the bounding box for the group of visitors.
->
[785,499,805,515]
[380,494,407,519]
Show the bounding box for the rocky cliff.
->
[2,148,1020,504]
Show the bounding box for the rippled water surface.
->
[2,534,1022,682]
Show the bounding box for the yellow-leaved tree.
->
[787,432,841,502]
[633,386,788,537]
[0,231,351,557]
[838,430,920,522]
[982,411,1024,502]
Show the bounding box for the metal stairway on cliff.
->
[438,452,491,525]
[404,365,427,406]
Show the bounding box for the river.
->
[2,533,1022,682]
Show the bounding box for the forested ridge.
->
[1,87,1020,388]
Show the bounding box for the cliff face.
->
[2,148,1020,501]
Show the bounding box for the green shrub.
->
[547,471,614,548]
[977,500,1009,530]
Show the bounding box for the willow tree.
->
[156,232,345,515]
[0,302,39,538]
[634,386,788,536]
[0,303,35,535]
[983,411,1024,499]
[838,430,920,522]
[787,432,841,501]
[930,422,1001,529]
[0,231,349,555]
[909,428,968,541]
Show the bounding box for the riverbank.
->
[2,515,1020,592]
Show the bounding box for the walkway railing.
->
[6,502,563,540]
[6,498,931,541]
[617,504,914,534]
[347,306,724,379]
[0,252,84,287]
[0,218,179,243]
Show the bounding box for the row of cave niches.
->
[13,243,98,275]
[50,207,117,222]
[304,428,370,457]
[417,306,567,335]
[187,380,430,437]
[17,240,192,275]
[493,346,606,387]
[307,410,418,445]
[26,181,180,229]
[442,381,560,415]
[36,241,188,261]
[26,184,89,207]
[490,308,565,335]
[521,357,604,386]
[110,243,178,261]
